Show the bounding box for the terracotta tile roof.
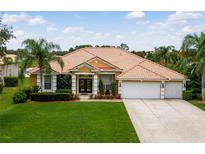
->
[32,47,186,80]
[117,65,167,80]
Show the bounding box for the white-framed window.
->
[44,75,52,90]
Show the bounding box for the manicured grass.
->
[0,79,139,143]
[0,101,139,143]
[189,100,205,111]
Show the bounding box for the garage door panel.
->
[122,82,161,99]
[165,82,182,99]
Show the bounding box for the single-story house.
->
[30,47,187,99]
[0,54,19,78]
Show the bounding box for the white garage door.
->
[122,81,161,99]
[165,82,183,99]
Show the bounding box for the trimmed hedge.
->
[13,91,27,104]
[30,92,71,102]
[56,89,72,93]
[90,94,121,99]
[0,84,3,94]
[183,90,193,100]
[4,77,18,87]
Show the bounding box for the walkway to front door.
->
[123,99,205,143]
[79,79,92,93]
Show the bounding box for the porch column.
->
[118,80,122,95]
[52,75,57,92]
[160,81,165,99]
[37,74,41,87]
[72,74,76,94]
[93,74,98,95]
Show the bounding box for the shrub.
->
[105,89,110,95]
[22,87,33,99]
[32,85,40,93]
[56,89,72,93]
[4,77,18,87]
[13,91,27,104]
[92,94,121,99]
[70,93,79,100]
[0,84,3,94]
[183,90,193,100]
[111,81,117,96]
[98,80,104,95]
[30,92,76,102]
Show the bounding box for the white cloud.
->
[125,11,145,19]
[182,25,205,33]
[2,12,30,24]
[2,12,47,25]
[116,34,124,39]
[28,16,47,25]
[168,12,203,24]
[47,26,58,32]
[93,32,111,39]
[182,26,193,33]
[63,26,87,33]
[13,30,25,37]
[136,20,150,25]
[149,12,204,30]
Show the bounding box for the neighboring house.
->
[0,54,19,78]
[30,47,187,99]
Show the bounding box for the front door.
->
[79,79,92,93]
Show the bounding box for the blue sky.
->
[1,11,205,51]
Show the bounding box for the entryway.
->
[79,79,92,94]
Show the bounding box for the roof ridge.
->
[126,50,186,78]
[140,58,186,78]
[118,60,146,77]
[138,64,167,80]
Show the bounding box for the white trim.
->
[42,75,53,92]
[75,72,95,75]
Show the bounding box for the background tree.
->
[20,38,64,92]
[181,32,205,99]
[119,43,129,51]
[0,18,15,57]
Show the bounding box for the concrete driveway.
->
[123,99,205,143]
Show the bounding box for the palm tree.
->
[181,32,205,99]
[20,38,64,92]
[154,46,175,65]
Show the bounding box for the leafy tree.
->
[20,38,64,92]
[0,18,15,57]
[119,43,129,51]
[131,51,146,58]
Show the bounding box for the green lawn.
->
[189,100,205,111]
[0,80,139,143]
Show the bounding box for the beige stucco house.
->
[30,47,187,99]
[0,54,19,78]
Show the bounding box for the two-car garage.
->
[121,81,183,99]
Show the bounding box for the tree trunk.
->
[40,68,43,92]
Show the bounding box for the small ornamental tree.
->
[98,80,104,95]
[111,81,117,96]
